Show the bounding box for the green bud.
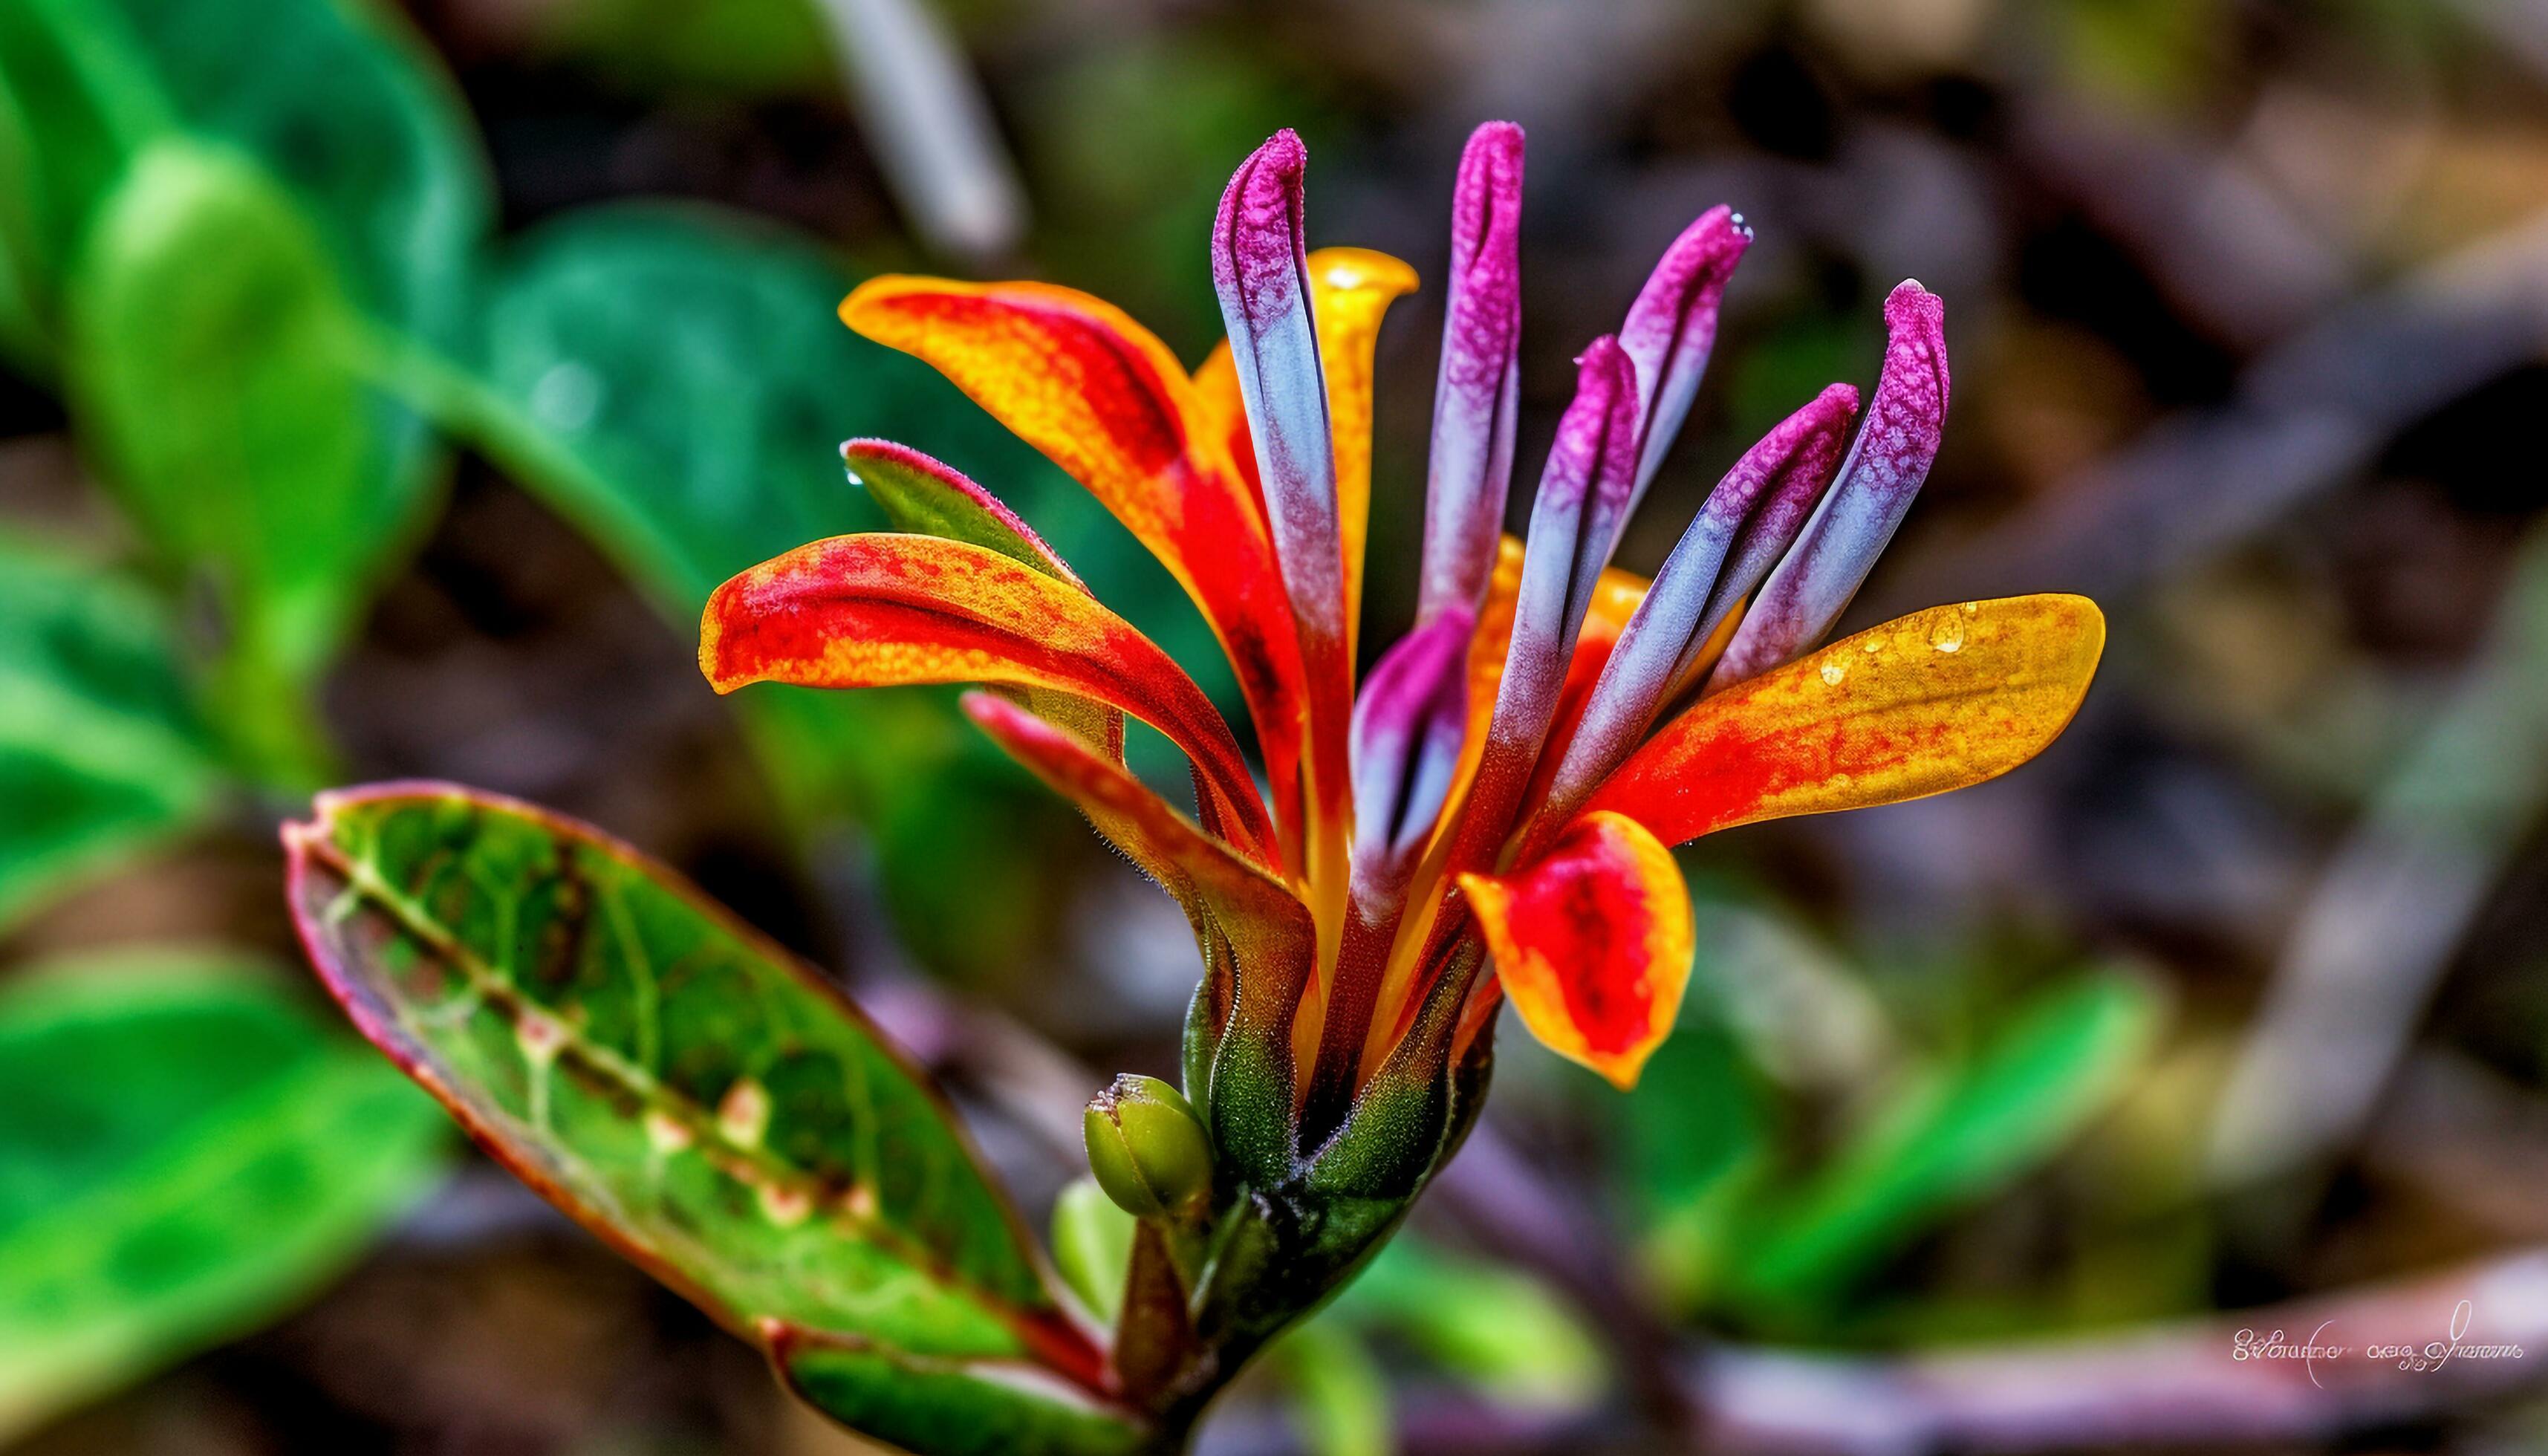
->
[1085,1073,1212,1219]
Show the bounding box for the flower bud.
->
[1084,1073,1213,1219]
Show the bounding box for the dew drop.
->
[1928,616,1967,653]
[1962,601,1981,615]
[1819,658,1847,686]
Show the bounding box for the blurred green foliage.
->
[0,951,449,1442]
[0,0,1177,979]
[534,0,835,97]
[0,536,218,927]
[68,142,434,781]
[1628,958,2162,1335]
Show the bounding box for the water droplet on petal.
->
[1819,658,1847,686]
[1929,615,1966,653]
[1962,601,1981,615]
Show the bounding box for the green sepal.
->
[1203,1021,1295,1192]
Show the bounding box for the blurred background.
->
[7,0,2548,1451]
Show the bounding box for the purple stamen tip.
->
[1880,279,1950,423]
[1620,207,1750,374]
[1451,122,1524,279]
[1621,204,1753,502]
[1545,337,1639,508]
[1214,131,1311,330]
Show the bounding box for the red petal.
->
[1457,810,1691,1090]
[845,440,1124,761]
[702,534,1278,866]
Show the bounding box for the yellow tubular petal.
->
[1192,341,1255,507]
[1459,810,1692,1090]
[1307,247,1417,655]
[1581,595,2107,847]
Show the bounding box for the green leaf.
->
[0,0,170,316]
[1734,970,2162,1308]
[283,781,1142,1455]
[1622,1024,1772,1309]
[0,948,450,1440]
[0,533,220,929]
[0,0,486,357]
[104,0,487,348]
[0,78,51,368]
[65,140,435,779]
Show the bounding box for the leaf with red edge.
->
[1581,595,2104,848]
[1458,810,1692,1090]
[839,276,1310,853]
[700,533,1278,866]
[283,783,1144,1455]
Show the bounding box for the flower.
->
[698,123,2102,1163]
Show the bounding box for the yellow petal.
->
[1307,247,1416,651]
[1581,595,2105,845]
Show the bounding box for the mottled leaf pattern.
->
[284,783,1136,1452]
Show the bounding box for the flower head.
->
[701,123,2101,1177]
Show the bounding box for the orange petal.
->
[842,277,1308,859]
[1458,810,1691,1089]
[701,533,1278,866]
[1580,595,2105,847]
[962,693,1311,973]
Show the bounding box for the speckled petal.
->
[1460,810,1691,1090]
